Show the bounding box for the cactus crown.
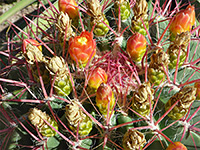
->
[1,0,200,150]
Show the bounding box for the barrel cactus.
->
[1,0,200,150]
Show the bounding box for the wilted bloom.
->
[28,108,58,137]
[96,83,115,118]
[58,0,79,20]
[169,5,195,40]
[46,56,67,77]
[166,141,187,150]
[165,86,196,120]
[65,100,93,136]
[22,39,42,53]
[126,32,147,62]
[22,39,45,64]
[88,67,107,90]
[68,31,96,67]
[46,56,73,96]
[123,129,146,150]
[87,0,110,36]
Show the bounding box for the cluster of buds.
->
[165,86,196,120]
[148,49,169,86]
[122,129,146,150]
[132,82,154,117]
[114,0,131,21]
[46,56,72,96]
[126,32,147,62]
[96,83,115,118]
[167,31,190,69]
[131,0,149,36]
[68,31,96,67]
[65,100,93,136]
[56,11,75,42]
[87,0,109,36]
[28,108,58,137]
[169,5,195,41]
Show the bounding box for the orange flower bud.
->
[166,142,187,150]
[96,83,115,117]
[169,5,195,40]
[88,67,108,90]
[58,0,79,20]
[126,32,147,62]
[68,31,96,66]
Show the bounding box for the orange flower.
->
[68,31,96,66]
[126,32,147,62]
[88,67,108,90]
[169,5,195,40]
[58,0,79,20]
[22,39,42,53]
[166,142,187,150]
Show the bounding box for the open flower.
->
[68,31,96,66]
[169,5,195,40]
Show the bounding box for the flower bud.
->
[58,0,79,20]
[169,5,195,41]
[88,67,107,90]
[166,142,187,150]
[96,83,115,117]
[126,32,146,62]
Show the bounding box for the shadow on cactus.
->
[1,0,200,149]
